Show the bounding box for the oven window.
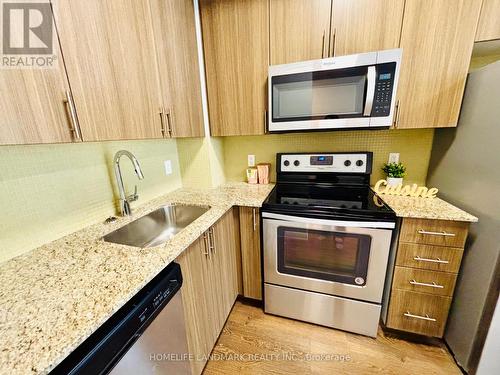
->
[277,227,371,286]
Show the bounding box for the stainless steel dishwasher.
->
[52,262,191,375]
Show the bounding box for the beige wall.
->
[0,140,182,263]
[0,128,435,264]
[177,136,226,188]
[223,129,435,185]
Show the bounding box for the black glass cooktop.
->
[262,183,395,221]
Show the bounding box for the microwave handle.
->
[363,66,376,116]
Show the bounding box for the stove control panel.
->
[279,153,371,174]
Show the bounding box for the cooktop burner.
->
[261,152,395,222]
[264,183,394,220]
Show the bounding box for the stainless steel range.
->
[261,152,396,337]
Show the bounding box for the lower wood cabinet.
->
[176,208,240,375]
[387,289,452,337]
[391,266,457,297]
[386,218,470,337]
[239,207,263,300]
[175,237,213,375]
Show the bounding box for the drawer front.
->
[387,289,452,337]
[396,242,464,273]
[392,266,457,297]
[400,218,469,248]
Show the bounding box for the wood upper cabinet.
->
[51,0,163,141]
[330,0,405,56]
[239,207,262,300]
[395,0,483,129]
[270,0,332,65]
[475,0,500,42]
[150,0,204,138]
[200,0,269,136]
[0,0,76,145]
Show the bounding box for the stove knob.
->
[356,160,364,167]
[293,160,300,166]
[283,160,290,167]
[344,160,351,167]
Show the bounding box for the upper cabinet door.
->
[396,0,483,129]
[0,0,76,145]
[150,0,204,138]
[270,0,332,65]
[51,0,163,141]
[330,0,405,57]
[475,0,500,42]
[201,0,269,136]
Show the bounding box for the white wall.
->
[476,297,500,375]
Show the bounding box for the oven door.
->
[263,212,394,303]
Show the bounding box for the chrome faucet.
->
[113,150,144,216]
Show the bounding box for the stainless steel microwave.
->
[268,49,402,132]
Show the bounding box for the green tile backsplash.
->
[0,139,182,263]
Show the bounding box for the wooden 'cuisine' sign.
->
[373,179,439,198]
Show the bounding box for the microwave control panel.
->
[372,63,396,117]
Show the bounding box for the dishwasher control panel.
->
[138,277,181,326]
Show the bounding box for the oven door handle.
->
[262,212,395,229]
[363,66,376,116]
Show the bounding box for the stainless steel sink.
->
[103,204,209,248]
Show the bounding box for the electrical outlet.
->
[388,153,400,164]
[248,154,256,167]
[164,160,172,175]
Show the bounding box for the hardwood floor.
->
[203,300,461,375]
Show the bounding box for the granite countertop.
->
[375,193,478,222]
[0,182,274,375]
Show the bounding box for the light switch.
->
[164,160,172,175]
[248,154,256,167]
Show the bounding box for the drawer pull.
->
[404,311,437,322]
[414,255,450,264]
[409,279,444,289]
[418,229,456,237]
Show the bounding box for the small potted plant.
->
[382,162,406,187]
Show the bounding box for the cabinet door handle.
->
[64,90,82,141]
[393,100,400,128]
[409,279,444,289]
[321,30,326,58]
[263,110,267,133]
[159,107,166,137]
[202,231,210,257]
[418,229,456,237]
[166,108,173,138]
[252,208,257,231]
[209,227,216,254]
[413,256,450,264]
[330,28,336,57]
[404,311,437,322]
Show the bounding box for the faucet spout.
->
[113,150,144,216]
